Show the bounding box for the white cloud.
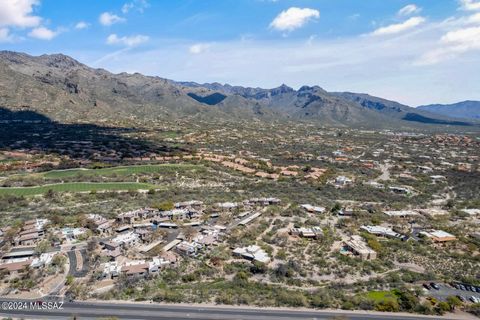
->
[416,26,480,65]
[460,0,480,11]
[99,12,125,26]
[189,43,211,54]
[28,26,57,40]
[442,25,480,44]
[398,4,422,16]
[0,0,41,28]
[122,3,134,14]
[106,33,149,47]
[466,12,480,23]
[270,7,320,32]
[415,8,480,66]
[372,16,426,36]
[122,0,149,14]
[0,27,12,42]
[75,21,89,30]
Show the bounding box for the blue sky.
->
[1,0,480,106]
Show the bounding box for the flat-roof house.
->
[1,250,35,262]
[122,262,149,278]
[233,245,270,264]
[104,248,122,261]
[238,212,262,226]
[420,230,456,243]
[87,214,113,234]
[174,200,204,209]
[103,241,121,251]
[14,232,40,246]
[61,227,87,240]
[0,259,32,275]
[216,202,238,210]
[175,241,202,257]
[361,225,408,241]
[389,186,412,195]
[301,204,326,213]
[30,252,58,268]
[335,176,353,187]
[290,227,322,239]
[384,210,419,218]
[245,198,281,206]
[96,220,113,234]
[111,232,139,248]
[102,261,122,278]
[117,208,153,224]
[342,235,377,260]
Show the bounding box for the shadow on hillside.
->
[0,107,187,166]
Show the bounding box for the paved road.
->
[67,249,89,278]
[0,299,466,320]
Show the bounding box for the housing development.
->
[0,110,479,319]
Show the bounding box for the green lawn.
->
[361,290,398,303]
[0,182,158,196]
[42,164,202,179]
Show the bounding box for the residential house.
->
[420,230,457,243]
[341,235,377,260]
[361,225,408,241]
[290,227,323,239]
[301,204,326,213]
[384,210,419,218]
[233,245,270,264]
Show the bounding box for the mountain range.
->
[0,50,478,130]
[417,101,480,120]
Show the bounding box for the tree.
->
[35,240,50,254]
[375,300,400,312]
[250,261,267,274]
[76,214,87,228]
[52,254,67,269]
[331,202,342,213]
[437,301,451,313]
[50,214,65,226]
[446,296,462,310]
[394,289,419,311]
[45,189,55,199]
[153,201,174,211]
[367,238,382,253]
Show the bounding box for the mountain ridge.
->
[0,50,477,129]
[417,101,480,120]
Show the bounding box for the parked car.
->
[430,282,440,290]
[423,283,431,290]
[459,285,466,290]
[469,296,479,303]
[457,295,466,302]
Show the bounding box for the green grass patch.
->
[361,290,398,303]
[42,164,202,179]
[0,182,158,196]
